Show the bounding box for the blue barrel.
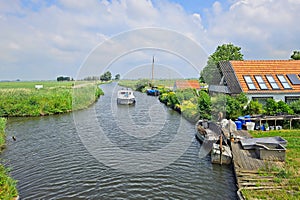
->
[238,116,246,125]
[235,121,242,130]
[260,125,265,131]
[244,115,251,122]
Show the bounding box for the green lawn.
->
[0,81,103,117]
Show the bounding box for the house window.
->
[243,75,256,90]
[266,75,280,89]
[286,74,300,85]
[277,75,292,89]
[252,97,273,105]
[254,75,268,90]
[285,96,300,104]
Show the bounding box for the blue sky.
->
[0,0,299,80]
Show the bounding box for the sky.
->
[0,0,299,80]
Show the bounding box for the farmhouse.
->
[173,80,201,90]
[209,60,300,103]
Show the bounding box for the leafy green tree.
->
[57,76,71,81]
[264,98,278,115]
[198,90,211,119]
[290,50,300,60]
[245,100,263,115]
[212,93,248,120]
[264,99,294,115]
[277,100,294,115]
[115,74,120,80]
[100,71,112,81]
[225,95,242,120]
[290,100,300,114]
[200,43,244,85]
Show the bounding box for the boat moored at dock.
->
[211,135,232,165]
[195,120,219,143]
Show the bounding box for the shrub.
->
[245,100,263,115]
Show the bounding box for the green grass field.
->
[0,81,75,89]
[0,81,103,117]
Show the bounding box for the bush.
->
[181,99,200,122]
[290,100,300,114]
[198,90,211,120]
[135,79,149,92]
[264,99,294,115]
[245,100,263,115]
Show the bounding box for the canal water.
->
[1,83,237,199]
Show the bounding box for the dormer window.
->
[243,75,256,90]
[277,75,292,89]
[254,75,268,90]
[266,75,280,89]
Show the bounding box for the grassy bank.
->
[0,118,18,199]
[242,130,300,200]
[0,81,103,117]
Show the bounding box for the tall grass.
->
[0,82,103,117]
[0,118,18,199]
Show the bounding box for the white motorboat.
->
[117,88,136,105]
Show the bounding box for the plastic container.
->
[244,115,251,122]
[235,121,242,130]
[260,125,265,131]
[238,117,246,125]
[246,122,255,131]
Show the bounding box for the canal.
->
[1,83,237,199]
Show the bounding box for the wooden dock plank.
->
[229,129,284,199]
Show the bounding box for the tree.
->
[264,98,278,115]
[225,93,248,120]
[198,90,211,119]
[100,71,112,81]
[277,100,294,115]
[245,100,263,115]
[290,50,300,60]
[135,79,149,92]
[290,100,300,114]
[212,93,248,120]
[57,76,71,81]
[115,74,120,80]
[200,43,244,85]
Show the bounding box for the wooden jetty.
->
[223,129,285,200]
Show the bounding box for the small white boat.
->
[211,135,232,165]
[117,88,136,105]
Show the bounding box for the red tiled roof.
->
[230,60,300,93]
[174,80,200,90]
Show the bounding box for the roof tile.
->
[230,60,300,94]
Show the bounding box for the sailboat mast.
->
[151,56,154,86]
